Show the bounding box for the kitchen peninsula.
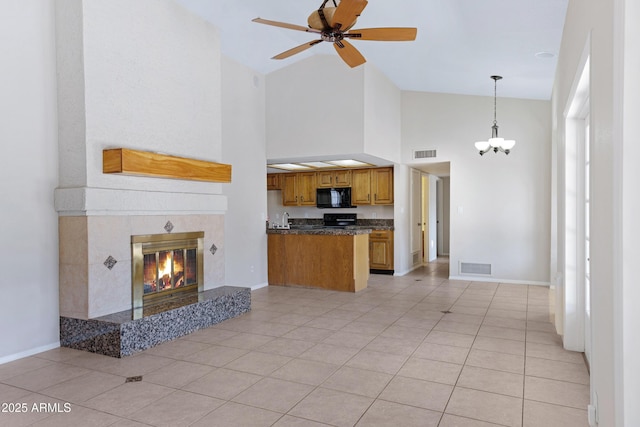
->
[267,227,371,292]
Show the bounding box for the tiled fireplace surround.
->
[58,214,251,357]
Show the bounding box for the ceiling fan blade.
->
[345,27,417,41]
[272,40,323,60]
[331,0,368,30]
[252,18,318,33]
[333,39,366,68]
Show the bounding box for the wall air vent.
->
[412,252,421,265]
[460,262,492,276]
[413,149,437,159]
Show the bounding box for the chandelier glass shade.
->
[475,76,515,155]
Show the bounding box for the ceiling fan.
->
[252,0,417,68]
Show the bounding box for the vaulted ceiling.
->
[175,0,568,100]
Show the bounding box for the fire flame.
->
[159,257,172,277]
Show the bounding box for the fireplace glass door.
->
[132,232,204,312]
[143,248,198,294]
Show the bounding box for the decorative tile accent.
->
[103,256,117,270]
[164,221,174,233]
[210,243,218,255]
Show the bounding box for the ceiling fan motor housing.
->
[308,7,357,31]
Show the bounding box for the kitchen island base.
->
[268,233,369,292]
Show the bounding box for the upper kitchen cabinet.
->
[351,167,394,205]
[371,167,394,204]
[352,169,373,205]
[317,170,352,188]
[282,172,317,206]
[267,173,281,190]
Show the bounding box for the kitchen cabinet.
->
[371,167,394,204]
[317,170,352,188]
[272,167,392,205]
[351,169,372,204]
[369,229,394,273]
[282,172,317,206]
[267,173,281,190]
[351,167,394,205]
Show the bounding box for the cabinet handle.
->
[301,196,304,202]
[367,194,370,201]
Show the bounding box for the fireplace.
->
[132,231,204,318]
[59,218,251,358]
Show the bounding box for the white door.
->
[410,169,422,258]
[584,117,591,364]
[427,175,438,262]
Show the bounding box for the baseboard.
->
[448,275,551,286]
[250,282,269,291]
[395,264,423,276]
[221,282,268,291]
[0,342,60,366]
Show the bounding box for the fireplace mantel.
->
[103,148,232,183]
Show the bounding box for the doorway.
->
[410,162,450,267]
[562,52,591,359]
[422,174,438,263]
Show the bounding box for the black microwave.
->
[316,187,354,208]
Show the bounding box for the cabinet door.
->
[351,169,371,205]
[371,167,394,205]
[267,173,281,190]
[369,230,394,271]
[317,171,335,188]
[297,172,317,205]
[370,239,392,270]
[281,174,298,206]
[333,170,352,187]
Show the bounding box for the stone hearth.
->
[60,286,250,357]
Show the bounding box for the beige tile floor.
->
[0,259,590,426]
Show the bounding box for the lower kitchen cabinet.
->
[369,229,394,274]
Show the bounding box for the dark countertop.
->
[267,218,394,235]
[267,226,373,235]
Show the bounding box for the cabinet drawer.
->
[370,230,391,239]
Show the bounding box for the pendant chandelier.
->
[474,75,515,155]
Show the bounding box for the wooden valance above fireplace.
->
[103,148,232,183]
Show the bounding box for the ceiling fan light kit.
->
[252,0,417,68]
[475,75,516,156]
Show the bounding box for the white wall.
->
[363,65,402,163]
[402,91,551,284]
[553,0,639,425]
[56,0,226,214]
[0,0,60,362]
[221,56,269,289]
[265,54,402,166]
[393,164,412,275]
[266,55,365,160]
[620,1,640,423]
